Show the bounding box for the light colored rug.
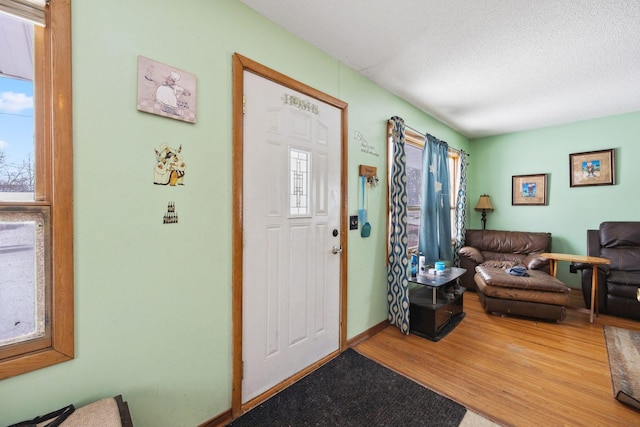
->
[459,410,500,426]
[603,325,640,410]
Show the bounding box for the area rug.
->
[603,325,640,410]
[229,349,497,426]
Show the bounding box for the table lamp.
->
[474,194,494,230]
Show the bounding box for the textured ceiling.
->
[239,0,640,138]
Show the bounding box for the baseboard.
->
[198,409,232,427]
[347,320,389,347]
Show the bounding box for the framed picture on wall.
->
[137,56,197,123]
[512,173,548,206]
[569,148,615,187]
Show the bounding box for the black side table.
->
[408,267,466,342]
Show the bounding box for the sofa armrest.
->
[459,246,484,263]
[523,253,549,270]
[572,262,591,271]
[572,262,609,274]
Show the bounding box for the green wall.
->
[0,0,469,425]
[340,70,470,334]
[468,111,640,287]
[4,0,635,424]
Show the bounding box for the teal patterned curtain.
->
[387,117,410,334]
[453,151,468,267]
[418,134,452,265]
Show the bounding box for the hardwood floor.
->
[354,291,640,426]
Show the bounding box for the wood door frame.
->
[231,53,348,417]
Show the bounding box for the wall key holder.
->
[359,164,379,187]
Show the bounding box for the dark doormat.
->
[229,348,467,426]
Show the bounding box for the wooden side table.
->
[541,253,610,323]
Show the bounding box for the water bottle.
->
[410,254,418,277]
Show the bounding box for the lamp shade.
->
[474,194,494,212]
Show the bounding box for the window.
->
[289,148,310,216]
[448,149,461,239]
[401,130,460,252]
[0,0,73,380]
[404,133,423,250]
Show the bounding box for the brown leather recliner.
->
[458,229,552,291]
[574,221,640,321]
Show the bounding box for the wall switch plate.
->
[349,215,358,230]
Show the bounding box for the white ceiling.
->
[239,0,640,138]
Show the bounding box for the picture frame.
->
[137,56,197,123]
[569,148,615,187]
[512,173,548,206]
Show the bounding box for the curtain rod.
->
[403,123,469,156]
[404,124,425,136]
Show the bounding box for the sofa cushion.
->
[600,247,640,271]
[477,292,567,320]
[465,229,551,254]
[480,260,518,269]
[607,270,640,287]
[475,266,569,293]
[476,279,570,306]
[600,221,640,248]
[62,398,122,427]
[478,251,527,265]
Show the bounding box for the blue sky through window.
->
[0,76,34,168]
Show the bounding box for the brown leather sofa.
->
[458,229,570,321]
[574,221,640,321]
[458,229,552,291]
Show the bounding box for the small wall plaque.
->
[163,201,178,224]
[359,165,377,178]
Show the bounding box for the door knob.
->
[331,246,343,254]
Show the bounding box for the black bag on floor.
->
[7,404,75,427]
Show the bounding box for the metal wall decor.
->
[163,202,178,224]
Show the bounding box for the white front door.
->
[242,71,342,403]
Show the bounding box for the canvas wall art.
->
[137,56,197,123]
